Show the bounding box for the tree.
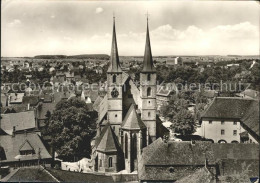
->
[43,97,97,161]
[171,109,195,135]
[161,96,196,135]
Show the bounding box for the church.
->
[91,17,168,173]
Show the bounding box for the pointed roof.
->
[121,104,146,130]
[107,17,122,73]
[142,18,155,73]
[96,123,121,152]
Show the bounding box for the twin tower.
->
[93,17,157,173]
[107,17,157,142]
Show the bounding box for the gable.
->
[20,140,34,151]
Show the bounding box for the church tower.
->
[107,17,123,137]
[140,17,157,143]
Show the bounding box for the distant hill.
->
[34,55,67,59]
[34,54,109,60]
[67,54,109,60]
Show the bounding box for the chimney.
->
[12,126,16,137]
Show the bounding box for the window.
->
[99,159,102,167]
[221,121,225,125]
[233,130,237,136]
[209,121,212,124]
[169,167,174,173]
[125,134,128,159]
[233,121,237,125]
[147,87,151,97]
[115,114,117,118]
[108,157,113,167]
[20,150,35,155]
[112,75,116,83]
[148,112,151,117]
[221,129,225,135]
[132,133,137,160]
[147,74,151,81]
[148,101,151,104]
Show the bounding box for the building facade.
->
[199,97,259,144]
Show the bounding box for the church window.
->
[108,157,113,167]
[113,75,116,83]
[148,112,151,117]
[99,159,102,167]
[147,87,151,97]
[125,134,128,159]
[132,133,137,160]
[115,114,117,118]
[147,74,151,81]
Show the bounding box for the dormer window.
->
[19,140,35,155]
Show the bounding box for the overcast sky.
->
[1,0,259,57]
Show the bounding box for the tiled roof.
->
[176,167,215,183]
[139,138,259,181]
[93,96,103,111]
[0,133,52,163]
[0,111,36,135]
[37,102,56,120]
[1,105,28,114]
[157,88,172,96]
[46,167,114,182]
[95,123,121,152]
[121,104,146,130]
[1,167,58,182]
[201,97,252,119]
[22,96,39,106]
[241,100,259,136]
[202,90,217,98]
[97,95,108,124]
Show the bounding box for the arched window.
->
[125,134,128,159]
[147,74,151,81]
[108,157,113,167]
[132,133,137,160]
[99,159,102,167]
[113,75,116,83]
[147,87,151,97]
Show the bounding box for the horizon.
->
[1,0,259,57]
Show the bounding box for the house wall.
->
[200,120,241,143]
[200,120,258,144]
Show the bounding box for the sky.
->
[1,0,260,57]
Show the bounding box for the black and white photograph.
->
[0,0,259,182]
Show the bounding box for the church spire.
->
[142,15,155,73]
[107,16,122,73]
